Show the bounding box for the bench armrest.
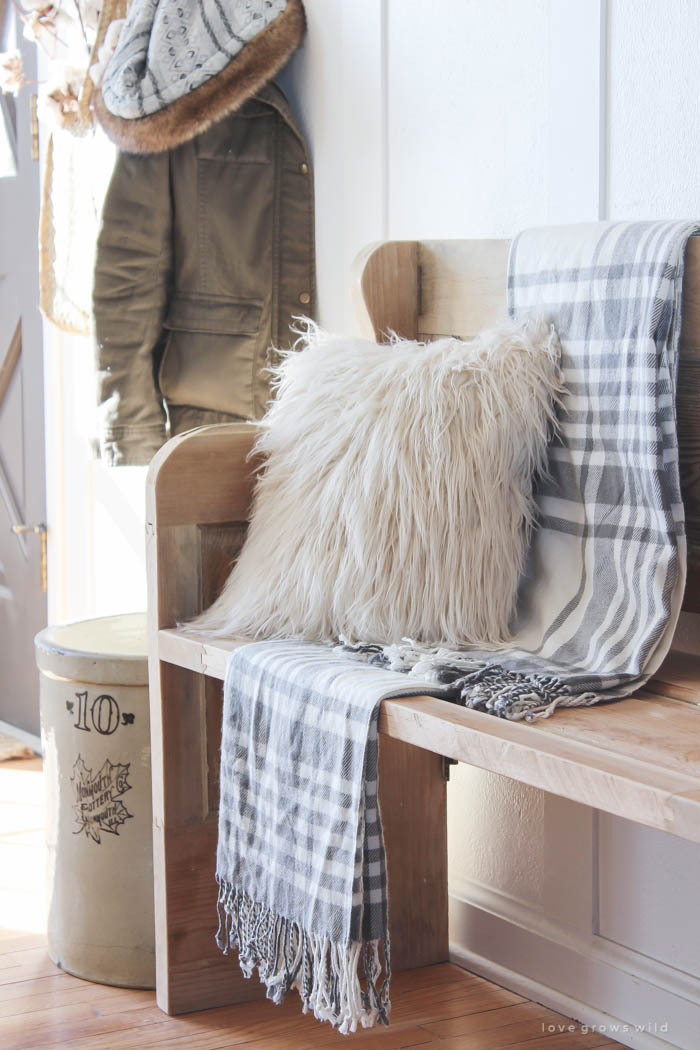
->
[146,423,262,630]
[146,422,262,528]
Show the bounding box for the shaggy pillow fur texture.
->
[193,320,562,646]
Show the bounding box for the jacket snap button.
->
[299,291,311,305]
[299,162,309,174]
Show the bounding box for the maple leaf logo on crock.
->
[70,754,133,844]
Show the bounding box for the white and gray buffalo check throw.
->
[216,641,439,1032]
[347,221,700,721]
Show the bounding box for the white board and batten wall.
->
[48,3,700,1048]
[280,4,700,1050]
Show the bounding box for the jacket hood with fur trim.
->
[95,0,305,154]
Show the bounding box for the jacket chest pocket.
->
[158,295,264,418]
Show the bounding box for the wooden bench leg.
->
[147,510,262,1015]
[379,735,449,970]
[151,662,267,1015]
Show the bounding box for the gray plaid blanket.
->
[348,221,700,721]
[216,641,438,1032]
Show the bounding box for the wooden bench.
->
[146,238,700,1016]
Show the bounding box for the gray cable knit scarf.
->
[101,0,287,119]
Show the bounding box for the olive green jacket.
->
[93,82,315,466]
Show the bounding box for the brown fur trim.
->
[94,0,305,155]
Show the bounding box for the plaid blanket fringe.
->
[340,641,600,722]
[215,880,390,1030]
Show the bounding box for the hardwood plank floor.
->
[0,756,621,1049]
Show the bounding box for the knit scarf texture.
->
[101,0,287,119]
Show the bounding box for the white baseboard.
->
[449,880,700,1050]
[0,719,41,755]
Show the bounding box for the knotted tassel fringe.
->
[438,663,600,721]
[216,879,391,1034]
[338,639,600,722]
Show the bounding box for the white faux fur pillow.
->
[193,319,562,646]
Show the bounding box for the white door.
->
[0,6,46,736]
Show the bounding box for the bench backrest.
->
[353,239,700,613]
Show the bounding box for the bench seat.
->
[159,628,700,844]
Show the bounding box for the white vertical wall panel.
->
[385,0,551,239]
[548,0,607,221]
[277,2,345,330]
[607,0,700,219]
[448,768,545,909]
[280,0,387,331]
[598,815,700,978]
